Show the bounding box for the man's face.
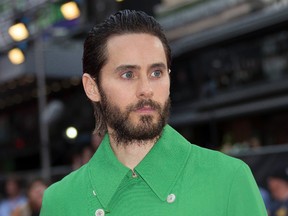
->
[98,33,170,144]
[28,181,47,209]
[268,177,288,201]
[6,179,19,197]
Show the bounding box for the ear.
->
[82,73,101,102]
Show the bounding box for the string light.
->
[60,1,80,20]
[8,48,25,64]
[8,23,29,42]
[66,127,78,139]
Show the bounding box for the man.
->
[0,176,27,216]
[12,178,48,216]
[40,10,267,215]
[267,167,288,216]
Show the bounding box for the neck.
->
[108,129,158,170]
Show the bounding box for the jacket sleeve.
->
[226,162,268,216]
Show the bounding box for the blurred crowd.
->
[0,133,103,216]
[265,167,288,216]
[0,176,47,216]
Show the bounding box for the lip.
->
[135,106,155,114]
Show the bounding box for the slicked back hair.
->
[82,10,171,136]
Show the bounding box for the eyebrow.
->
[115,65,141,72]
[149,62,167,70]
[115,62,167,72]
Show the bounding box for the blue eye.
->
[121,71,134,79]
[151,70,162,78]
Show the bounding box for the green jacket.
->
[41,125,267,215]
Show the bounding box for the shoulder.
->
[187,145,263,203]
[191,144,245,168]
[186,144,250,180]
[41,164,91,215]
[41,163,95,215]
[43,164,89,202]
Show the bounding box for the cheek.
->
[102,84,133,107]
[166,82,171,96]
[155,80,170,98]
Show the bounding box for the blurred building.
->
[156,0,288,186]
[0,0,288,185]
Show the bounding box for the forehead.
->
[105,33,167,66]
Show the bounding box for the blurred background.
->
[0,0,288,213]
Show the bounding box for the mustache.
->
[128,99,162,112]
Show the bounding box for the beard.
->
[99,88,170,145]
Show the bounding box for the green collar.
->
[88,125,191,208]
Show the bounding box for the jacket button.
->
[166,194,176,203]
[95,209,105,216]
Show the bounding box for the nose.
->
[136,77,153,99]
